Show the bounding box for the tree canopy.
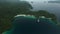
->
[0,0,58,34]
[0,0,33,33]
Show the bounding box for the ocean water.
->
[2,16,58,34]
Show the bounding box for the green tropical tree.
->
[0,0,32,33]
[34,10,57,24]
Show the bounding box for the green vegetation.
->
[0,0,58,34]
[0,0,32,33]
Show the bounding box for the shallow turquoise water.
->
[2,16,58,34]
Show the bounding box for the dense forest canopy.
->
[0,0,58,34]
